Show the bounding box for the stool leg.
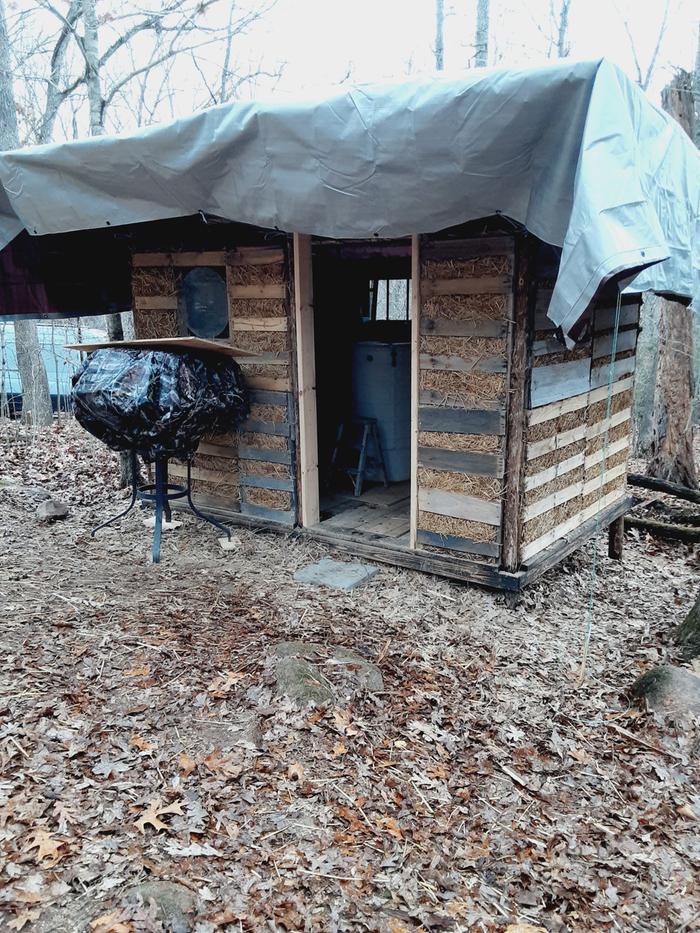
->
[371,422,389,487]
[354,423,370,496]
[163,459,172,524]
[91,450,138,537]
[152,457,164,564]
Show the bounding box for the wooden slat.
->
[230,283,285,300]
[240,502,295,525]
[592,329,637,359]
[248,389,290,406]
[588,375,634,405]
[228,247,285,266]
[239,474,295,492]
[419,406,505,435]
[521,487,628,562]
[581,461,627,496]
[231,317,288,332]
[293,232,320,528]
[239,419,291,436]
[198,441,238,459]
[523,480,584,522]
[169,464,237,485]
[238,445,291,464]
[594,302,640,332]
[133,296,178,310]
[420,317,506,338]
[242,375,291,391]
[417,446,502,476]
[410,234,420,550]
[584,436,630,469]
[421,276,511,297]
[418,487,501,525]
[419,352,507,374]
[590,356,636,388]
[523,451,585,492]
[530,358,591,407]
[422,236,514,260]
[528,375,634,425]
[585,408,631,440]
[416,529,500,558]
[527,424,587,461]
[419,389,502,411]
[132,251,226,267]
[532,335,566,357]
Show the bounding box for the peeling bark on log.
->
[624,516,700,543]
[627,473,700,505]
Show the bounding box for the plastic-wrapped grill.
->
[71,348,249,462]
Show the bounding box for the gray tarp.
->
[0,57,697,338]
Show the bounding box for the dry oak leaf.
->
[505,925,547,933]
[178,752,197,777]
[25,827,65,865]
[207,670,244,697]
[287,763,305,781]
[130,734,155,752]
[333,742,348,756]
[8,910,41,932]
[203,749,243,779]
[90,911,133,933]
[124,665,151,678]
[134,798,183,834]
[375,816,403,840]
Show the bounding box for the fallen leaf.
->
[376,816,403,840]
[570,746,593,765]
[287,762,305,781]
[90,911,133,933]
[207,670,245,697]
[124,665,151,678]
[333,708,359,736]
[8,910,41,931]
[25,828,65,865]
[178,752,196,777]
[203,749,242,779]
[133,798,183,834]
[677,803,698,821]
[165,841,221,857]
[129,734,155,752]
[505,925,547,933]
[333,742,348,756]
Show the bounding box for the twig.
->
[605,721,683,760]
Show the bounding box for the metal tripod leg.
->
[151,457,164,564]
[91,451,138,537]
[185,460,231,540]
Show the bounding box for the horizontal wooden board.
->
[231,317,288,332]
[523,450,585,492]
[421,275,512,297]
[585,408,631,440]
[422,236,514,260]
[532,335,566,357]
[197,441,238,459]
[133,251,226,267]
[530,358,591,408]
[419,389,502,411]
[594,301,640,332]
[528,375,634,425]
[134,295,178,311]
[242,375,291,391]
[418,487,501,525]
[592,328,637,359]
[527,424,587,461]
[523,480,584,522]
[521,486,628,562]
[169,464,237,485]
[420,352,507,374]
[238,445,291,464]
[416,529,500,558]
[239,419,291,436]
[248,389,290,406]
[229,283,285,300]
[419,406,505,435]
[590,356,636,388]
[239,474,295,492]
[417,445,502,476]
[581,461,627,497]
[240,502,295,525]
[67,336,257,358]
[228,247,285,266]
[584,436,630,469]
[419,317,507,338]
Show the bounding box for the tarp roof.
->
[0,57,697,337]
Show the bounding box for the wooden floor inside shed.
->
[315,481,411,547]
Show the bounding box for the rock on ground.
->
[36,498,69,521]
[270,641,384,706]
[631,664,700,717]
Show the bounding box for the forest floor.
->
[0,421,699,933]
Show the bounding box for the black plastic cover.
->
[71,348,249,461]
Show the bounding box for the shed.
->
[0,59,697,591]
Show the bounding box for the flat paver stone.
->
[293,557,378,590]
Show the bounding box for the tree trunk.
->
[82,0,105,136]
[693,23,700,149]
[434,0,444,71]
[647,71,696,487]
[0,0,53,428]
[474,0,489,67]
[557,0,571,58]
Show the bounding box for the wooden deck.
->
[316,481,411,544]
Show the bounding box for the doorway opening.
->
[310,241,413,547]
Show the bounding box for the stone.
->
[36,498,69,521]
[631,664,700,717]
[293,557,378,590]
[142,515,182,530]
[331,645,384,692]
[274,656,334,706]
[125,880,196,933]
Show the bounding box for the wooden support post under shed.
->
[409,234,420,550]
[608,515,624,560]
[292,233,320,527]
[501,237,533,571]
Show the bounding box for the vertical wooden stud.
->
[409,234,421,550]
[292,233,320,527]
[608,515,624,560]
[501,236,533,572]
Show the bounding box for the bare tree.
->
[435,0,444,71]
[556,0,572,58]
[474,0,489,67]
[620,0,670,91]
[647,70,697,488]
[0,0,52,427]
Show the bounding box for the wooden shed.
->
[127,216,639,591]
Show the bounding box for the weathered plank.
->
[169,464,237,485]
[133,295,178,310]
[592,328,637,359]
[419,389,502,411]
[229,283,286,300]
[529,358,591,408]
[417,445,502,476]
[242,375,291,391]
[248,389,290,406]
[293,232,320,528]
[523,451,585,492]
[238,445,291,464]
[228,247,285,266]
[421,276,512,297]
[590,356,636,388]
[410,234,420,550]
[197,441,238,459]
[419,352,507,374]
[416,529,500,558]
[420,317,507,338]
[422,236,514,260]
[240,502,295,525]
[532,335,566,357]
[594,301,640,332]
[239,474,295,492]
[522,480,584,522]
[527,424,587,461]
[239,419,291,436]
[585,408,632,440]
[418,487,501,525]
[231,317,288,332]
[133,251,226,267]
[581,461,627,496]
[419,406,505,435]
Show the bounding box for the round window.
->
[180,268,228,339]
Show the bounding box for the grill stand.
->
[92,451,231,563]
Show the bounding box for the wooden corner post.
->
[501,236,533,572]
[292,233,320,527]
[409,234,421,550]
